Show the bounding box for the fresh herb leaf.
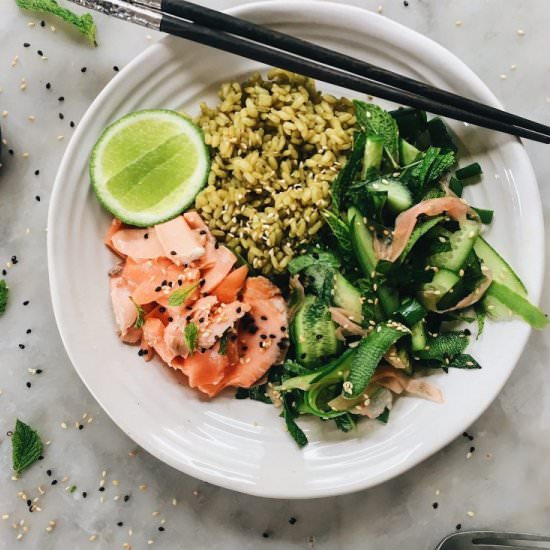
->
[183,322,198,354]
[354,101,400,166]
[69,485,77,493]
[235,385,272,404]
[219,330,230,355]
[15,0,97,46]
[474,304,486,339]
[11,419,43,475]
[404,147,456,197]
[377,407,391,424]
[334,413,356,432]
[129,297,145,329]
[322,210,353,261]
[0,280,8,316]
[416,331,470,361]
[331,131,366,212]
[282,396,308,448]
[168,282,198,307]
[447,354,482,369]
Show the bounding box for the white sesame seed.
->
[21,152,29,159]
[517,29,525,36]
[152,511,160,517]
[11,56,19,67]
[112,480,119,486]
[499,74,507,80]
[455,20,463,27]
[2,111,8,118]
[172,498,177,506]
[467,510,475,517]
[50,25,56,32]
[57,135,65,141]
[16,534,23,540]
[60,422,68,429]
[89,534,97,541]
[148,541,154,545]
[139,484,148,491]
[27,21,36,27]
[510,64,517,70]
[20,83,27,91]
[1,514,9,520]
[28,115,35,122]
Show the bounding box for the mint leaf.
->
[129,297,144,329]
[353,101,400,166]
[322,210,353,261]
[12,419,43,474]
[219,330,230,355]
[0,280,8,316]
[15,0,97,46]
[282,396,308,448]
[168,283,198,307]
[184,322,198,354]
[334,413,356,432]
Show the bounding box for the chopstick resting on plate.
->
[68,0,550,143]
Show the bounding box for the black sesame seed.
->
[82,491,87,498]
[199,278,206,287]
[315,334,323,340]
[26,382,31,388]
[236,307,242,314]
[35,196,41,202]
[242,345,248,351]
[78,424,83,430]
[260,334,267,339]
[8,149,14,156]
[269,334,276,339]
[23,300,29,306]
[456,523,462,530]
[38,455,44,460]
[26,329,31,334]
[289,517,297,525]
[300,353,306,359]
[260,315,268,321]
[262,532,269,538]
[26,499,32,506]
[2,269,6,276]
[186,306,193,311]
[40,20,45,27]
[155,286,162,292]
[432,502,439,509]
[19,344,26,349]
[199,230,207,235]
[159,306,166,313]
[34,169,40,176]
[81,67,87,73]
[46,469,52,476]
[36,369,42,374]
[99,487,105,492]
[70,121,75,128]
[12,255,20,264]
[23,42,30,48]
[168,316,173,323]
[464,329,471,336]
[58,96,64,102]
[59,113,64,120]
[198,317,205,323]
[161,280,168,286]
[45,82,51,89]
[51,479,58,486]
[404,0,409,5]
[280,326,286,332]
[469,446,475,453]
[144,233,149,239]
[214,242,220,249]
[178,280,182,286]
[113,65,119,72]
[230,334,238,341]
[158,526,165,532]
[117,521,123,527]
[170,250,177,256]
[37,49,43,56]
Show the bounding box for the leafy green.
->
[129,297,144,329]
[399,216,444,261]
[15,0,97,46]
[218,330,230,355]
[347,321,409,398]
[377,407,391,424]
[447,354,482,369]
[0,280,8,316]
[168,283,198,307]
[331,131,366,212]
[415,331,470,360]
[12,419,43,474]
[353,101,400,166]
[235,385,272,404]
[334,413,357,432]
[404,147,455,197]
[184,322,199,353]
[322,210,353,261]
[288,250,340,276]
[282,396,308,448]
[474,304,486,339]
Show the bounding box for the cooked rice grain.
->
[194,69,355,274]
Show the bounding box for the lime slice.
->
[90,109,210,227]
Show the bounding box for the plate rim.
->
[47,0,545,498]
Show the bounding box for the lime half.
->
[90,110,210,227]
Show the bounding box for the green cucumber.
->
[455,162,482,181]
[395,297,427,327]
[411,320,427,352]
[333,273,363,322]
[348,207,377,276]
[361,135,384,178]
[367,178,413,213]
[419,269,460,310]
[429,219,480,272]
[483,282,548,329]
[291,296,341,367]
[399,215,445,261]
[399,138,422,165]
[378,285,400,317]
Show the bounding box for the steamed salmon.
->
[105,213,289,398]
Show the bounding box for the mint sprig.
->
[0,280,8,316]
[12,419,43,475]
[168,283,198,307]
[184,322,198,354]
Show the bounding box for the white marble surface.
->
[1,1,550,548]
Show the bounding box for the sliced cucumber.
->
[429,219,480,272]
[419,269,460,311]
[399,138,422,165]
[378,285,400,317]
[367,178,413,213]
[333,273,363,322]
[348,207,377,277]
[411,320,427,352]
[361,135,384,179]
[291,296,341,367]
[399,215,445,261]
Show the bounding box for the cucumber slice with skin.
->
[333,273,363,322]
[399,138,422,165]
[419,269,460,310]
[348,207,378,277]
[367,178,413,213]
[291,296,341,367]
[361,135,384,179]
[429,219,480,272]
[411,320,428,351]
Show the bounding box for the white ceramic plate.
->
[48,1,544,498]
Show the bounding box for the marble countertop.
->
[1,1,550,548]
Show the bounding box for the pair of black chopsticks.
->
[70,0,550,143]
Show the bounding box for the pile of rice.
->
[194,69,355,274]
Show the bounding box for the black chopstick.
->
[67,0,550,143]
[155,0,550,139]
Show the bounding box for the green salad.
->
[237,100,548,447]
